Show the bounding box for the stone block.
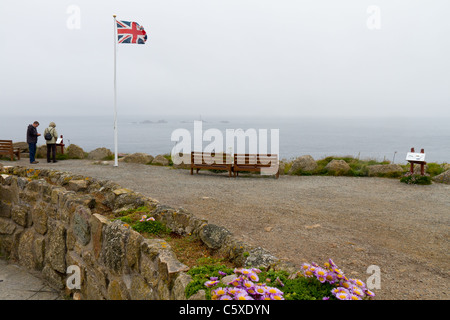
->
[72,206,92,246]
[0,217,16,235]
[46,220,66,273]
[199,224,231,250]
[126,229,143,271]
[107,279,130,300]
[130,274,156,300]
[17,229,42,270]
[11,204,30,227]
[172,273,192,300]
[0,184,19,204]
[100,220,129,274]
[42,264,65,290]
[31,202,48,235]
[0,201,12,218]
[68,179,88,192]
[91,214,110,260]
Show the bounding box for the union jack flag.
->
[116,20,147,44]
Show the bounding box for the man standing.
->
[26,121,41,164]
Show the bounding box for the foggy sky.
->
[1,0,449,118]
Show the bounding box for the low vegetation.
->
[110,206,234,268]
[284,155,447,179]
[110,206,375,300]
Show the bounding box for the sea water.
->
[1,115,449,163]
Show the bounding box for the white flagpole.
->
[113,14,118,167]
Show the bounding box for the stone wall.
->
[0,166,287,300]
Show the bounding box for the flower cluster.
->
[139,215,155,222]
[205,268,284,300]
[301,259,375,300]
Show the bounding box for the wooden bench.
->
[191,152,233,177]
[0,140,21,161]
[233,154,279,178]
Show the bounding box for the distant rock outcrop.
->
[152,155,170,166]
[13,142,28,153]
[432,170,450,184]
[87,148,113,160]
[368,164,404,177]
[66,144,85,159]
[36,145,47,158]
[121,153,154,164]
[288,155,317,175]
[324,159,351,175]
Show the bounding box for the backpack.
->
[44,128,53,141]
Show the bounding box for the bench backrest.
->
[0,140,13,152]
[234,154,278,167]
[191,152,233,165]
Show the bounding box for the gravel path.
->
[3,159,449,300]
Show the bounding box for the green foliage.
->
[102,155,115,161]
[163,153,173,166]
[185,264,337,300]
[113,206,170,235]
[56,153,69,160]
[400,173,432,185]
[283,277,336,300]
[132,220,170,235]
[289,156,411,178]
[186,264,234,299]
[115,216,134,224]
[426,163,445,177]
[0,156,18,161]
[118,206,151,216]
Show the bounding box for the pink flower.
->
[247,272,259,282]
[242,280,255,290]
[236,292,253,300]
[335,291,350,300]
[204,280,219,288]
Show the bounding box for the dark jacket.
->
[26,124,39,144]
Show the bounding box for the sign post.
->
[406,148,426,176]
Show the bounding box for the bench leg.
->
[190,167,193,175]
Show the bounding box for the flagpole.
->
[113,14,118,167]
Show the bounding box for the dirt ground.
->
[2,159,449,300]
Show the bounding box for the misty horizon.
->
[1,0,449,118]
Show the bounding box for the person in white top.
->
[44,122,58,163]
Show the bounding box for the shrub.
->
[132,218,171,235]
[113,206,171,236]
[163,153,173,166]
[400,172,432,185]
[426,163,445,177]
[56,154,69,160]
[186,264,234,299]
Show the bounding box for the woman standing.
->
[44,122,58,163]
